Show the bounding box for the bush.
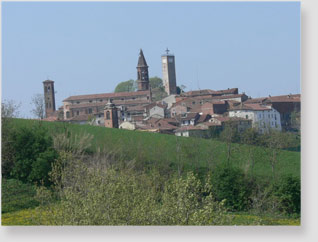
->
[273,175,300,215]
[1,179,39,214]
[9,125,57,185]
[210,164,251,211]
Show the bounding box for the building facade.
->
[137,49,150,91]
[43,79,56,118]
[161,48,177,95]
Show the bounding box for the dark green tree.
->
[10,126,58,185]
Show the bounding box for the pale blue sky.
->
[2,1,300,118]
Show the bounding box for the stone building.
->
[137,49,150,91]
[161,48,177,95]
[43,79,56,118]
[229,103,281,133]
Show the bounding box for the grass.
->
[1,207,300,226]
[1,119,301,225]
[1,208,40,226]
[10,118,300,180]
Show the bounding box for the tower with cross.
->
[161,48,177,95]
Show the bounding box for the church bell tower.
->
[43,79,56,118]
[104,99,118,128]
[136,49,149,91]
[161,48,177,95]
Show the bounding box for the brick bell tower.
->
[136,49,149,91]
[104,99,118,128]
[43,79,56,118]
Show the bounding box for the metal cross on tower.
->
[165,48,170,55]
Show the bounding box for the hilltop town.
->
[42,49,300,138]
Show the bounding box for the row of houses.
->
[46,84,300,138]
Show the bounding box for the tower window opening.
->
[106,111,110,120]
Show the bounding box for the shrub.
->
[273,175,300,215]
[9,125,57,185]
[210,164,251,211]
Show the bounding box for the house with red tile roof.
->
[229,103,281,133]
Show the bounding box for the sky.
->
[1,1,300,118]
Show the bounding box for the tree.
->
[259,130,297,178]
[149,76,164,89]
[1,100,21,177]
[114,79,136,93]
[10,125,57,184]
[31,94,45,119]
[241,128,260,176]
[220,121,240,163]
[176,85,186,94]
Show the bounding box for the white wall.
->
[229,107,281,133]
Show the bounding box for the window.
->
[246,115,248,119]
[192,101,195,105]
[76,111,79,116]
[89,100,92,103]
[76,101,80,104]
[106,111,110,120]
[88,108,92,114]
[100,99,103,102]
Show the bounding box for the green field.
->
[2,118,301,225]
[11,118,300,180]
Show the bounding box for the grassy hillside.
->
[11,118,300,180]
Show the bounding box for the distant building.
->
[229,103,281,133]
[137,49,150,91]
[43,79,56,118]
[245,94,300,131]
[162,48,177,95]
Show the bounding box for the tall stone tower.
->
[104,99,118,128]
[43,79,56,118]
[136,49,149,91]
[161,48,177,95]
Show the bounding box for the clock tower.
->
[136,49,149,91]
[161,48,177,95]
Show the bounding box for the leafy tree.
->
[114,79,136,93]
[273,175,300,215]
[220,121,240,163]
[176,85,186,94]
[10,125,57,184]
[211,164,251,211]
[1,100,20,178]
[31,93,45,119]
[149,76,164,89]
[241,128,260,176]
[259,130,297,178]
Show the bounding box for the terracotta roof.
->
[126,105,146,112]
[197,114,211,123]
[137,118,177,131]
[182,89,216,97]
[63,90,150,102]
[230,103,272,111]
[267,94,300,103]
[214,88,238,95]
[176,112,199,121]
[144,102,167,110]
[244,97,268,104]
